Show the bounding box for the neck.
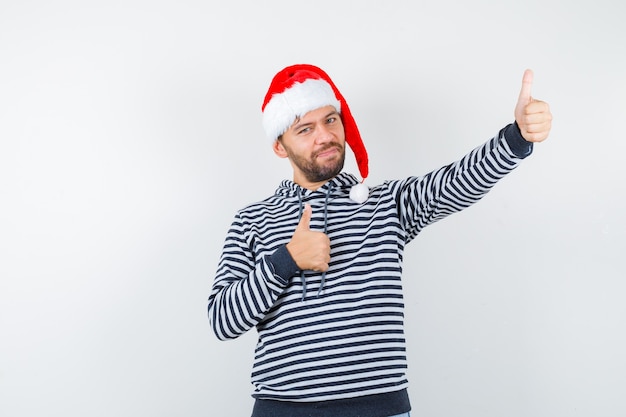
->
[293,173,334,191]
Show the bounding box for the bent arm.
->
[207,215,298,340]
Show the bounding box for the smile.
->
[315,146,341,159]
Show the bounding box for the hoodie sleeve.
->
[207,213,298,340]
[389,123,532,242]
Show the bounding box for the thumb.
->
[518,68,534,104]
[297,203,312,230]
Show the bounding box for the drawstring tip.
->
[300,271,307,302]
[316,272,326,298]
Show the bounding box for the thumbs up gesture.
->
[286,204,331,272]
[514,69,552,143]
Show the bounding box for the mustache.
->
[313,143,343,158]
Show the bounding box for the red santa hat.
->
[261,64,369,181]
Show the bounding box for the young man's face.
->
[273,105,346,189]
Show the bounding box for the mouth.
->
[314,145,341,159]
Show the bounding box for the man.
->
[208,64,552,417]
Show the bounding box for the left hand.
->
[514,69,552,143]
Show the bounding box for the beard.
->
[285,143,346,183]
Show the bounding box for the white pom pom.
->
[349,183,369,204]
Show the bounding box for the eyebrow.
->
[291,110,339,132]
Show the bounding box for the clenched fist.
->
[286,204,331,272]
[514,69,552,143]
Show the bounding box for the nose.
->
[314,123,333,144]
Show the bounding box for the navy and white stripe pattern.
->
[208,125,530,402]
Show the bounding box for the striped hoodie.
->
[208,123,532,415]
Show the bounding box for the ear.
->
[272,139,288,158]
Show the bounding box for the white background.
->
[1,1,625,416]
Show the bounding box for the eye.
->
[297,126,311,135]
[326,116,337,124]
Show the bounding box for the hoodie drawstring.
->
[317,186,331,297]
[297,191,307,301]
[297,185,332,301]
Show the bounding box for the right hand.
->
[286,204,331,272]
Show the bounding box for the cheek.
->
[332,126,346,142]
[291,141,314,157]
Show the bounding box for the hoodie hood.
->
[274,172,362,200]
[274,172,365,301]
